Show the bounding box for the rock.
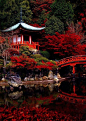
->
[1,77,5,81]
[29,78,34,81]
[48,70,54,80]
[57,73,61,78]
[8,91,23,99]
[48,84,54,92]
[40,84,43,86]
[42,76,48,80]
[2,86,5,89]
[39,77,43,81]
[54,75,59,82]
[8,81,19,87]
[10,86,14,91]
[24,77,28,81]
[35,75,39,81]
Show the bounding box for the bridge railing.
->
[57,55,86,66]
[59,90,86,104]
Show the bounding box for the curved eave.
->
[2,23,20,32]
[21,23,45,31]
[2,22,45,32]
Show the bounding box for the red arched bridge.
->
[57,55,86,74]
[57,55,86,103]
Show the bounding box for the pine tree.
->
[45,15,64,35]
[50,0,74,25]
[0,0,32,29]
[20,0,32,23]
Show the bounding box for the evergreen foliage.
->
[0,0,32,29]
[50,0,74,25]
[0,59,4,68]
[34,56,49,63]
[20,0,32,23]
[37,10,48,25]
[31,54,42,59]
[19,46,31,56]
[45,15,64,35]
[40,50,50,59]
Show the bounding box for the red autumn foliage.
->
[5,48,19,56]
[41,32,86,58]
[78,9,86,30]
[0,102,86,120]
[11,54,37,69]
[30,0,54,18]
[67,10,86,44]
[0,36,6,43]
[36,61,55,70]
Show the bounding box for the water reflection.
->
[0,83,59,108]
[8,91,23,99]
[0,79,86,120]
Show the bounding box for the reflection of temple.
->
[1,15,45,50]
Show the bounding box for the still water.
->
[0,84,59,108]
[0,83,86,120]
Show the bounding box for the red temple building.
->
[1,17,45,50]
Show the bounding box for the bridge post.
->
[72,65,75,74]
[73,84,75,93]
[73,78,76,94]
[71,64,76,94]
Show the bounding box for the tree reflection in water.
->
[0,81,86,120]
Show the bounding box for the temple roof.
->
[2,22,45,32]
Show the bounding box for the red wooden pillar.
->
[16,45,17,49]
[71,64,76,94]
[73,65,76,94]
[73,65,75,74]
[70,64,76,74]
[73,84,75,93]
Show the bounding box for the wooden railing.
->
[59,90,86,104]
[57,55,86,67]
[11,41,40,50]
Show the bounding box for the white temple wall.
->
[13,35,16,43]
[29,35,32,44]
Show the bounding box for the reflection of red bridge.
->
[57,55,86,74]
[60,90,86,104]
[57,55,86,104]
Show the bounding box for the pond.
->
[0,84,59,108]
[0,82,86,120]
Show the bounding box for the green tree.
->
[37,10,48,25]
[19,46,31,56]
[0,59,4,69]
[45,15,64,35]
[40,50,50,59]
[50,0,74,25]
[0,0,32,29]
[20,0,32,23]
[31,54,49,63]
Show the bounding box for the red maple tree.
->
[67,9,86,43]
[11,54,37,69]
[30,0,54,18]
[36,61,57,70]
[41,32,86,58]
